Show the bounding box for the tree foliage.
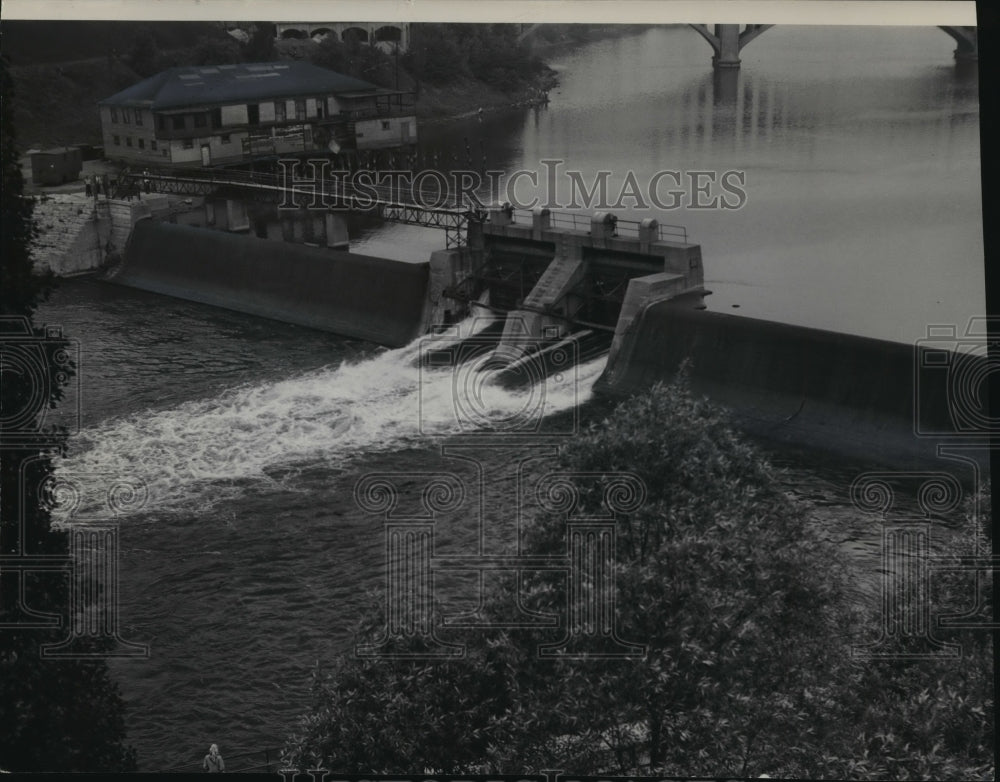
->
[242,23,277,63]
[309,36,398,88]
[402,24,549,90]
[510,374,855,775]
[0,55,137,773]
[286,372,993,778]
[1,56,52,318]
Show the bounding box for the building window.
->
[110,108,119,123]
[162,149,168,157]
[295,99,305,121]
[151,139,158,151]
[211,108,222,128]
[158,115,166,130]
[126,137,133,147]
[381,120,391,131]
[194,113,207,128]
[138,138,145,149]
[134,108,143,126]
[172,115,185,131]
[274,101,286,122]
[183,139,194,149]
[221,134,231,144]
[316,98,325,119]
[123,110,130,125]
[113,135,120,146]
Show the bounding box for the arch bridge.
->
[518,23,978,68]
[275,22,410,52]
[690,24,977,68]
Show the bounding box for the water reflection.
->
[405,25,983,344]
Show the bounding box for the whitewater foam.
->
[54,317,607,520]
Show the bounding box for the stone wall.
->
[29,194,110,276]
[30,195,152,276]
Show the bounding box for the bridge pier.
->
[325,213,349,250]
[940,26,978,62]
[692,24,977,70]
[714,25,742,69]
[690,24,774,70]
[225,199,249,233]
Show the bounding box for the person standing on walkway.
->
[202,743,225,773]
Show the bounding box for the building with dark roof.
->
[98,61,416,167]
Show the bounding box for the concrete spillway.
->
[595,302,982,469]
[109,220,429,347]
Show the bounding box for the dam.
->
[27,25,985,770]
[101,191,986,471]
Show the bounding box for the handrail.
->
[508,207,688,243]
[119,168,689,242]
[124,167,470,213]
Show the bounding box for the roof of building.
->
[99,61,380,110]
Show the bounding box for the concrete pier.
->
[689,24,775,70]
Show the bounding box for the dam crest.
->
[104,198,985,470]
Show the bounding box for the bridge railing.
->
[547,210,591,232]
[126,169,689,242]
[136,166,470,212]
[616,217,689,244]
[511,208,688,244]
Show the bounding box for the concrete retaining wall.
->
[109,221,429,347]
[595,302,974,468]
[106,199,154,259]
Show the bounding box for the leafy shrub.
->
[287,374,855,774]
[284,374,992,778]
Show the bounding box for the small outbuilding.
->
[29,147,83,185]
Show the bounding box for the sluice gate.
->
[101,192,985,468]
[432,205,707,377]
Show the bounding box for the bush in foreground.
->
[285,373,992,779]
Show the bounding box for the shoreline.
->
[413,25,652,125]
[11,25,649,146]
[414,69,560,125]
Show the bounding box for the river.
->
[36,25,983,770]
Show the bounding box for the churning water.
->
[56,315,606,519]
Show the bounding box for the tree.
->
[285,373,858,775]
[286,371,992,777]
[402,24,470,85]
[812,483,995,781]
[284,600,524,773]
[507,374,855,775]
[243,23,277,62]
[310,35,395,87]
[0,55,137,773]
[192,35,242,67]
[1,58,51,318]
